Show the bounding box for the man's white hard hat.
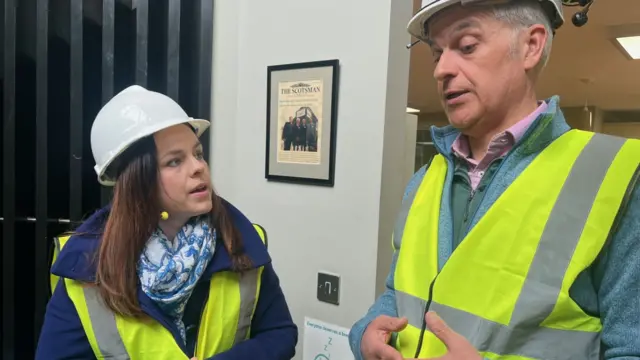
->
[90,85,210,186]
[407,0,565,42]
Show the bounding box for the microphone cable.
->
[414,272,440,358]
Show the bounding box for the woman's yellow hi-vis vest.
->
[49,224,268,360]
[393,130,640,359]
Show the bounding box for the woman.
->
[36,85,298,360]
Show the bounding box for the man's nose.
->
[433,50,458,82]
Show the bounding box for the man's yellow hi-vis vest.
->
[49,223,269,360]
[393,130,640,359]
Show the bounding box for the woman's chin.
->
[189,202,213,217]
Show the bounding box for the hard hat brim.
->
[407,0,459,42]
[95,117,211,186]
[407,0,565,42]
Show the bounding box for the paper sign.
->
[303,317,355,360]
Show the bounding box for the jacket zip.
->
[462,189,475,223]
[462,156,507,235]
[461,156,499,232]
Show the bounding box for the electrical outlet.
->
[317,272,340,305]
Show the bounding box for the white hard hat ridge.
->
[407,0,565,42]
[90,85,211,187]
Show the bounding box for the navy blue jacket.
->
[36,200,298,360]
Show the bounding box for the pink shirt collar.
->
[451,101,548,190]
[452,101,548,163]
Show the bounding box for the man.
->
[282,116,294,150]
[300,118,309,151]
[294,117,304,151]
[306,117,318,152]
[349,1,640,359]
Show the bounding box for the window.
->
[415,129,437,171]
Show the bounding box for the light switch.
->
[317,272,340,305]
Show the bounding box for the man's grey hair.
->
[490,0,554,74]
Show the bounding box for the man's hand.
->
[416,311,482,360]
[360,315,408,360]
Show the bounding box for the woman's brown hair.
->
[94,132,252,318]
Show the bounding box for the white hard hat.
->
[90,85,210,186]
[407,0,565,42]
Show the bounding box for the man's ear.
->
[523,24,548,71]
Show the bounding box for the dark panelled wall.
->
[0,0,214,358]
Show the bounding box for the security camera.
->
[572,11,589,27]
[563,0,594,27]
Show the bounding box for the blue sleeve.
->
[208,263,298,360]
[595,181,640,360]
[348,254,400,360]
[348,167,428,360]
[35,280,95,360]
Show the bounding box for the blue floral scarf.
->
[137,216,216,341]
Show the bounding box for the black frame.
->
[265,59,340,187]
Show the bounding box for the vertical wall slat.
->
[166,0,180,100]
[34,0,50,341]
[2,0,17,357]
[197,0,213,160]
[135,0,148,86]
[101,0,115,205]
[69,0,83,221]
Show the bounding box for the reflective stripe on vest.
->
[50,235,71,295]
[60,223,267,360]
[393,130,640,359]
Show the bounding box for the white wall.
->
[404,114,418,187]
[210,1,412,358]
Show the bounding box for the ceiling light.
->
[616,36,640,60]
[406,107,420,113]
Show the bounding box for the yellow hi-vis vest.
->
[49,223,269,360]
[393,130,640,359]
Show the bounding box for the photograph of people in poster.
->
[276,80,322,165]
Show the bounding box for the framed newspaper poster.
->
[265,59,339,186]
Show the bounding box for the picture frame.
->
[265,59,340,187]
